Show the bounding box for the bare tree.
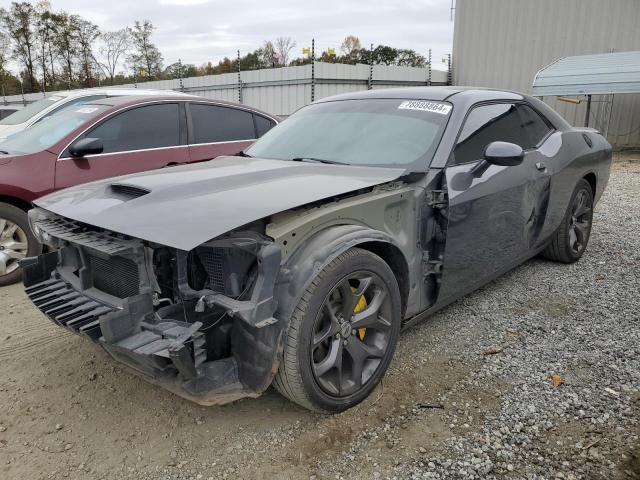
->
[274,36,296,66]
[97,29,129,85]
[261,40,275,67]
[340,35,362,63]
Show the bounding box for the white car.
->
[0,88,191,141]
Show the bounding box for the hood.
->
[36,156,405,250]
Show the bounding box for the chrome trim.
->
[57,139,254,161]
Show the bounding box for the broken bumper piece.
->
[21,238,283,406]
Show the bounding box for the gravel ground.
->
[0,152,638,480]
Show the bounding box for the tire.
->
[542,179,594,264]
[0,203,41,286]
[273,248,402,413]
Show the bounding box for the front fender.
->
[274,224,403,325]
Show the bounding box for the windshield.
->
[0,104,109,155]
[246,98,452,169]
[0,95,67,125]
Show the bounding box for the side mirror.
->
[69,137,103,157]
[483,141,524,166]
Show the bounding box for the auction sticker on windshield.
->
[398,100,452,115]
[76,107,99,114]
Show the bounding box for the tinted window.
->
[190,104,256,143]
[453,103,529,165]
[254,114,275,137]
[87,103,180,153]
[518,104,552,147]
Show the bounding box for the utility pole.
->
[311,38,315,102]
[427,49,432,86]
[447,54,452,86]
[178,58,184,92]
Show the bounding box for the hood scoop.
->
[109,183,150,200]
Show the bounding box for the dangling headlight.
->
[27,208,55,247]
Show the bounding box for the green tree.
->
[76,18,99,87]
[0,2,39,92]
[55,12,79,88]
[128,20,163,80]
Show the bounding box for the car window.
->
[0,96,64,125]
[246,98,451,169]
[517,104,553,147]
[0,104,110,155]
[254,114,276,137]
[190,104,256,144]
[86,103,180,154]
[37,95,107,123]
[453,103,529,165]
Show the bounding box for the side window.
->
[453,103,529,165]
[517,104,553,148]
[190,104,256,144]
[254,114,276,137]
[87,103,180,153]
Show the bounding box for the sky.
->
[19,0,455,72]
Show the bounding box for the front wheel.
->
[0,203,41,286]
[542,178,594,263]
[273,248,402,412]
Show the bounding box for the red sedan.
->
[0,95,278,285]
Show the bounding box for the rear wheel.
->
[273,248,401,412]
[542,179,594,263]
[0,203,40,286]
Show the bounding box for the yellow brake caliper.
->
[352,291,368,340]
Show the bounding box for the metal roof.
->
[532,51,640,96]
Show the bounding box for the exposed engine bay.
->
[22,211,283,405]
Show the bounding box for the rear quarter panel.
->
[539,128,612,242]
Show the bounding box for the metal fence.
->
[1,62,450,117]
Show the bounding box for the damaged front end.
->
[22,209,283,405]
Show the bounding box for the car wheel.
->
[273,248,402,412]
[542,178,594,264]
[0,203,41,286]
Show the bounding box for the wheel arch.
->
[582,171,597,196]
[0,195,32,212]
[274,224,410,326]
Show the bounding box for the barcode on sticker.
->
[398,100,451,115]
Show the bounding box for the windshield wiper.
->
[0,150,9,155]
[236,150,252,158]
[291,157,348,165]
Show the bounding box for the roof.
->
[314,86,525,103]
[532,51,640,96]
[48,88,192,98]
[84,95,280,120]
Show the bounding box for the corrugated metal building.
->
[453,0,640,147]
[1,63,449,118]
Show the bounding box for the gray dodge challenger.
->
[22,87,612,412]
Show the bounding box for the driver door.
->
[437,102,553,301]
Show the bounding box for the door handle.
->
[535,162,547,172]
